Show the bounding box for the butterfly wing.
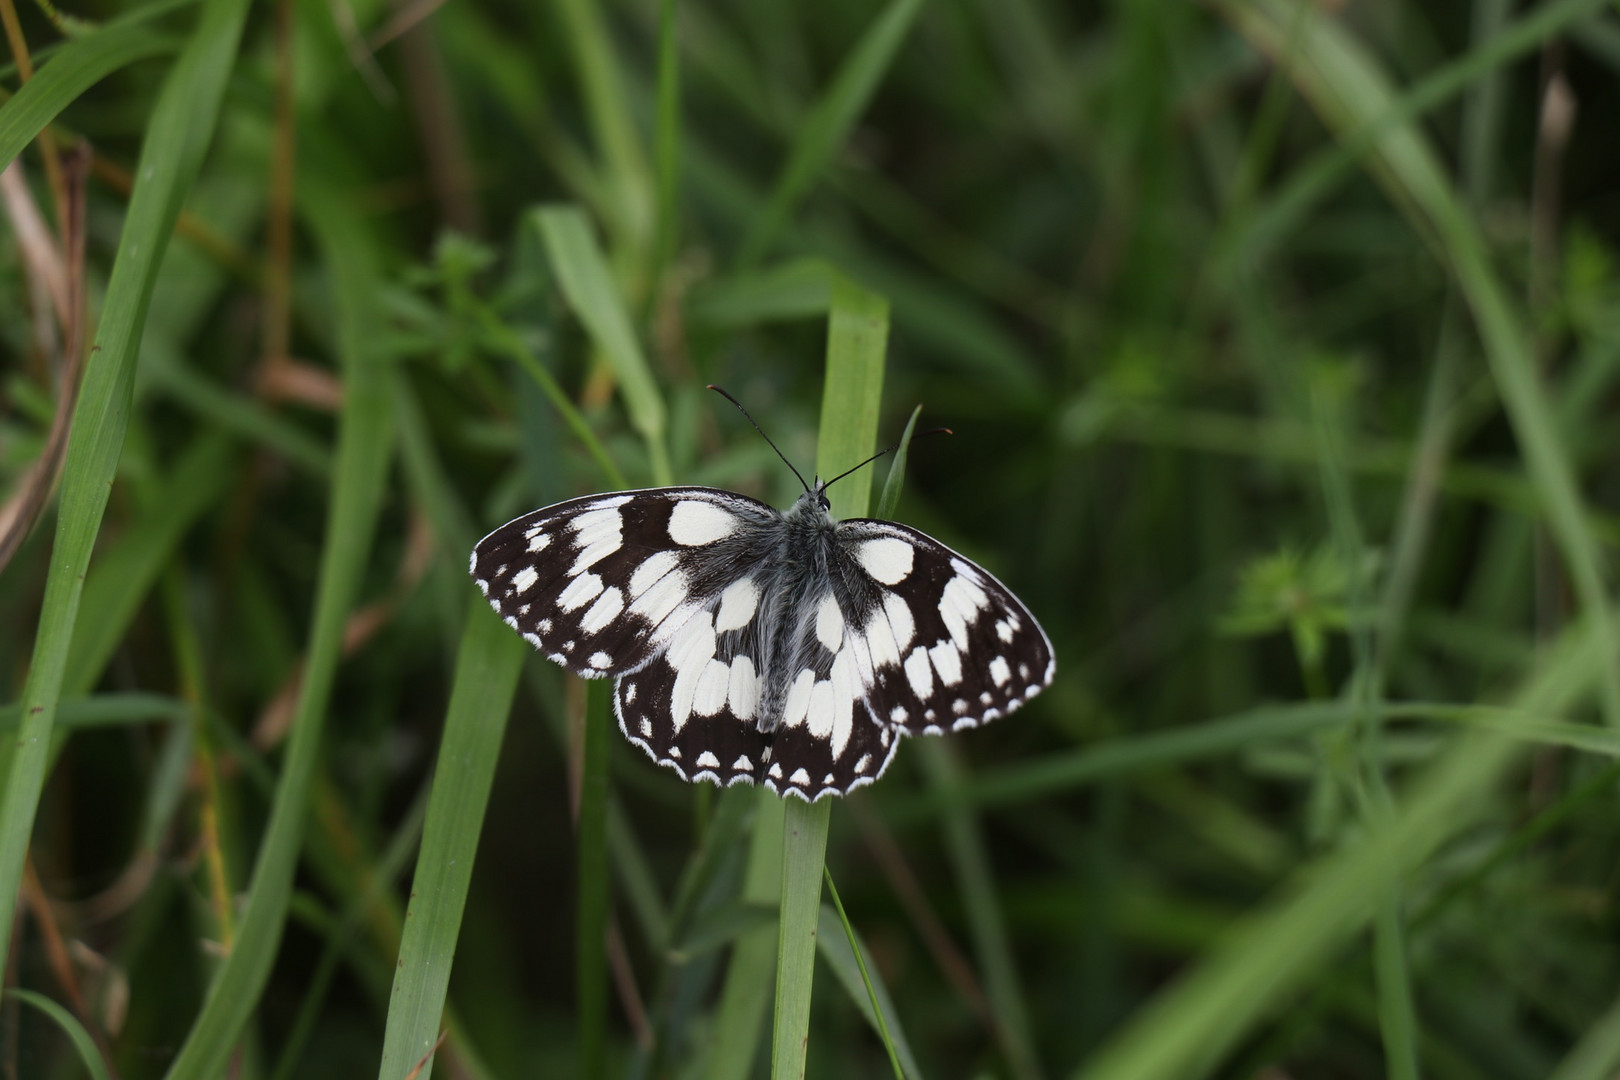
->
[470,487,779,679]
[834,519,1054,737]
[613,602,772,788]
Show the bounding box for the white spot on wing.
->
[929,640,964,686]
[693,659,730,716]
[667,613,717,732]
[829,652,856,759]
[883,592,915,652]
[858,537,915,584]
[580,587,625,634]
[815,594,843,653]
[696,751,721,769]
[989,655,1011,686]
[590,651,613,669]
[629,569,687,626]
[865,605,900,668]
[629,550,680,597]
[889,705,907,723]
[789,767,811,786]
[510,566,539,595]
[732,754,752,771]
[528,532,552,552]
[904,646,933,699]
[557,573,604,612]
[639,718,651,737]
[783,669,815,728]
[729,656,759,720]
[668,500,737,546]
[808,681,834,739]
[715,577,760,633]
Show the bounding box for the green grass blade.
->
[552,0,654,256]
[577,678,612,1080]
[706,792,784,1080]
[0,0,249,982]
[874,404,923,521]
[375,599,526,1080]
[533,204,671,484]
[652,0,680,283]
[1549,988,1620,1080]
[161,173,396,1079]
[0,19,173,172]
[772,273,889,1080]
[917,741,1043,1080]
[737,0,925,267]
[7,989,110,1080]
[821,873,909,1080]
[0,693,187,730]
[63,433,234,692]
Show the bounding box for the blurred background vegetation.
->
[4,0,1620,1076]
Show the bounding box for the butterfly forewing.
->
[835,519,1055,738]
[470,487,777,679]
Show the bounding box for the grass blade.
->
[7,989,110,1080]
[577,678,612,1080]
[821,872,911,1080]
[737,0,925,267]
[0,17,174,172]
[375,599,525,1080]
[772,272,889,1079]
[533,203,671,484]
[161,172,396,1079]
[0,0,249,981]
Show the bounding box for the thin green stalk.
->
[577,678,612,1080]
[772,273,888,1079]
[823,869,904,1080]
[533,203,671,485]
[164,171,396,1080]
[375,598,526,1080]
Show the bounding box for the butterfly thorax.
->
[745,491,845,731]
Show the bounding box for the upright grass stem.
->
[771,273,888,1079]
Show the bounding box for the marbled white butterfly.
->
[470,397,1054,800]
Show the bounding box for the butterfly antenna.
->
[822,427,953,491]
[707,385,812,494]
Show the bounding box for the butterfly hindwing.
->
[834,519,1055,737]
[470,487,777,679]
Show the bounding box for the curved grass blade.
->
[578,678,612,1080]
[160,172,396,1079]
[0,17,175,172]
[772,272,888,1080]
[532,204,671,484]
[7,989,110,1080]
[0,0,249,982]
[375,599,525,1080]
[874,404,923,522]
[737,0,924,267]
[822,871,911,1080]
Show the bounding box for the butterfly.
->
[470,397,1054,801]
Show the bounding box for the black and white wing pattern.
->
[472,485,1054,801]
[470,487,776,679]
[833,519,1054,738]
